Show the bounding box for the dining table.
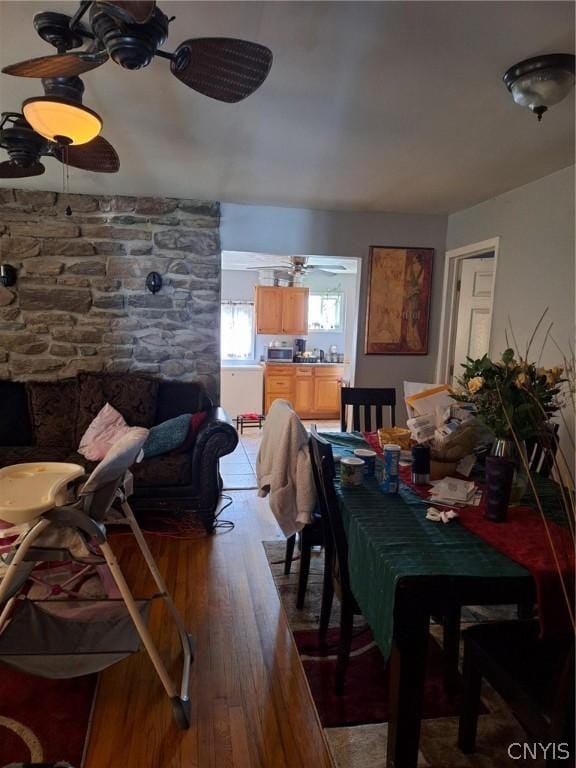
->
[320,432,574,768]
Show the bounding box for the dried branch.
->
[495,383,575,633]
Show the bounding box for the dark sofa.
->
[0,373,238,532]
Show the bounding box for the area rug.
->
[263,540,544,768]
[0,667,97,767]
[295,625,467,728]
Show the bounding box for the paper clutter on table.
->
[455,454,476,477]
[402,384,488,480]
[426,506,459,523]
[429,477,480,507]
[407,413,436,443]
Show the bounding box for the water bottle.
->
[411,444,430,485]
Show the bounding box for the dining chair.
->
[284,508,324,610]
[515,423,562,622]
[526,422,560,478]
[458,620,574,765]
[340,386,397,432]
[284,426,327,610]
[309,429,362,695]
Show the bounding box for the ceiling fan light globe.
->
[22,97,102,145]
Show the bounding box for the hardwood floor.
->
[84,489,334,768]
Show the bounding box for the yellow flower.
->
[537,366,563,385]
[467,376,484,394]
[546,366,563,385]
[515,371,529,387]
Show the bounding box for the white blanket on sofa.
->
[256,399,316,537]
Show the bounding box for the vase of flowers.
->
[454,347,564,503]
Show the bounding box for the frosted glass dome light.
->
[503,54,575,121]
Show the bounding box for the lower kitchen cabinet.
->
[264,364,343,418]
[294,368,314,414]
[313,371,341,414]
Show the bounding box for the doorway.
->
[436,238,499,385]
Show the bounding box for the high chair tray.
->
[0,463,85,525]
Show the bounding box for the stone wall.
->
[0,189,220,399]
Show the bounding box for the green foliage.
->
[453,350,565,440]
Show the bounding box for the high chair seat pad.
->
[0,462,84,524]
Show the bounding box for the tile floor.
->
[220,419,341,490]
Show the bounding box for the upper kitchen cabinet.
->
[254,286,309,335]
[281,287,309,334]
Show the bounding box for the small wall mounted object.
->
[146,271,163,294]
[503,54,575,121]
[0,264,16,287]
[365,246,434,355]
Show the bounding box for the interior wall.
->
[0,189,221,400]
[446,166,574,369]
[447,165,575,479]
[220,204,448,397]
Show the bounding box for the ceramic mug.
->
[354,448,376,477]
[340,456,365,487]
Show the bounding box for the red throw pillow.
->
[172,411,208,454]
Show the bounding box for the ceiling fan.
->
[246,256,348,276]
[2,1,273,104]
[0,111,119,178]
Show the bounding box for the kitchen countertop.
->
[221,363,264,370]
[222,361,348,369]
[264,361,347,366]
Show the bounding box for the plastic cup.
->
[340,456,365,487]
[354,448,376,477]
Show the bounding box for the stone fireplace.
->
[0,189,220,399]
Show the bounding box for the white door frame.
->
[435,237,500,383]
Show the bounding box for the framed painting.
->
[365,246,434,355]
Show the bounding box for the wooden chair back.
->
[309,430,352,598]
[340,386,396,432]
[526,423,560,478]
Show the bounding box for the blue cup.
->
[354,448,376,477]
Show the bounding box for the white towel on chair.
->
[256,399,316,537]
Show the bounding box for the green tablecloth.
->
[323,433,529,660]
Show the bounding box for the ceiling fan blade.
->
[97,1,156,24]
[2,50,109,78]
[171,38,273,103]
[245,264,291,270]
[52,136,119,173]
[0,160,45,179]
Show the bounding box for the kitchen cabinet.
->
[281,288,309,334]
[254,286,284,334]
[264,363,343,418]
[313,372,341,414]
[294,367,315,414]
[254,286,309,335]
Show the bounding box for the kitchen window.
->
[221,301,255,360]
[308,292,344,331]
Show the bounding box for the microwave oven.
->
[266,346,293,362]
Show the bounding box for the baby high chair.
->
[0,428,193,730]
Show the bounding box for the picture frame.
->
[365,246,434,355]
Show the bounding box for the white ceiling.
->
[0,1,574,214]
[221,251,357,273]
